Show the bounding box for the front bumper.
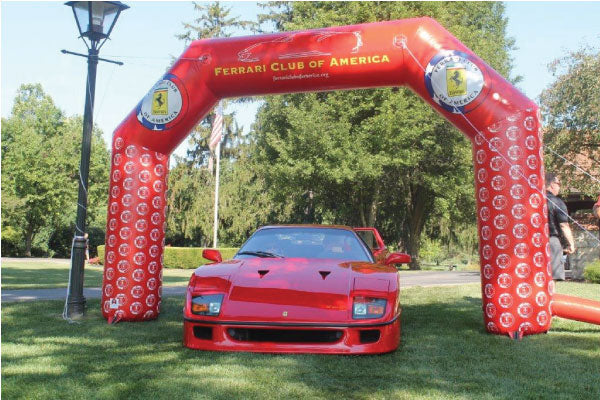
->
[182,315,400,354]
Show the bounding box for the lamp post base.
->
[66,235,88,319]
[66,297,87,319]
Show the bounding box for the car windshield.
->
[235,227,374,262]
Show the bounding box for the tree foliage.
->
[540,47,600,195]
[166,2,264,247]
[176,1,256,44]
[175,1,256,169]
[1,84,110,256]
[166,145,276,247]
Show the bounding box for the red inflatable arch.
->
[102,18,572,337]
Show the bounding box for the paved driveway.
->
[399,270,481,288]
[1,270,480,303]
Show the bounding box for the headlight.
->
[353,296,386,319]
[191,294,224,316]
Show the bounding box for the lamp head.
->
[65,1,129,48]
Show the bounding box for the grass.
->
[1,259,194,289]
[584,260,600,283]
[2,282,599,399]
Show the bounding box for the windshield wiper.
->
[237,251,283,258]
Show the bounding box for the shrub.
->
[583,261,600,284]
[1,226,22,256]
[163,247,239,269]
[419,237,444,265]
[97,245,239,269]
[47,225,74,258]
[98,245,105,263]
[462,263,480,271]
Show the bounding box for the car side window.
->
[356,230,378,250]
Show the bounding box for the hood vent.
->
[258,270,269,278]
[319,271,331,280]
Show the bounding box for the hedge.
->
[583,261,600,284]
[97,245,239,269]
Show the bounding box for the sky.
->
[2,1,600,159]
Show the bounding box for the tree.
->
[176,1,255,168]
[176,1,256,45]
[183,113,246,168]
[1,84,109,256]
[165,1,260,247]
[166,144,276,247]
[166,160,214,246]
[540,47,600,195]
[218,147,280,245]
[257,1,293,33]
[252,2,516,268]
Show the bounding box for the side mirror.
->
[385,252,411,265]
[202,249,222,263]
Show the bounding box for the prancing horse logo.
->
[155,93,164,107]
[238,31,363,62]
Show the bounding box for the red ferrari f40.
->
[183,225,410,354]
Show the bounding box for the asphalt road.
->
[1,270,480,303]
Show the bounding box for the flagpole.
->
[212,103,223,248]
[213,140,221,248]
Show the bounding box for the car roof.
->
[257,224,355,231]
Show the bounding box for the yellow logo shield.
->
[152,89,168,115]
[446,66,467,97]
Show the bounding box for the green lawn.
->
[1,259,193,289]
[2,282,599,399]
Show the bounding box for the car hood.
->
[194,257,397,323]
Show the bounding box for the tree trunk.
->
[358,190,367,227]
[24,222,35,257]
[406,186,430,270]
[367,186,380,227]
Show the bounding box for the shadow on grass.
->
[1,266,192,290]
[2,289,599,399]
[551,327,600,334]
[1,267,105,289]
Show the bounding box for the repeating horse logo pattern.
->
[474,110,552,336]
[102,137,169,323]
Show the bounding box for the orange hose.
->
[552,294,600,325]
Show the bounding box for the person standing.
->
[593,194,600,219]
[84,232,90,262]
[545,173,575,280]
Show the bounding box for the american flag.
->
[209,104,223,152]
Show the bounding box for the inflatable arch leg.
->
[102,135,169,322]
[102,17,598,337]
[471,110,551,335]
[102,83,218,322]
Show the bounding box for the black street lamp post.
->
[64,1,128,319]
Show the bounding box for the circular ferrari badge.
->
[425,50,489,114]
[137,74,188,131]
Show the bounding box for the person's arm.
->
[560,222,575,254]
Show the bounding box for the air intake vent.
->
[359,329,380,344]
[227,328,343,343]
[193,326,213,340]
[258,270,269,278]
[319,271,331,279]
